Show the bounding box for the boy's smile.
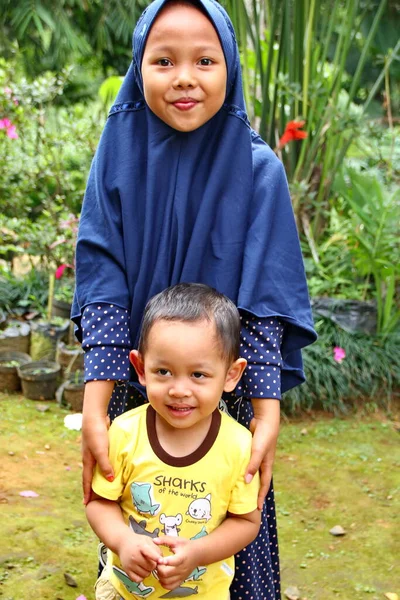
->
[130,319,245,443]
[141,3,227,132]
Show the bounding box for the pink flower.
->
[4,87,12,97]
[55,263,74,279]
[0,118,18,138]
[6,124,18,139]
[333,346,346,363]
[76,596,87,600]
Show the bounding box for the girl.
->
[73,0,316,598]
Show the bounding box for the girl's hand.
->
[245,399,280,510]
[154,537,198,590]
[82,381,115,505]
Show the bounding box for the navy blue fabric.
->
[73,0,316,394]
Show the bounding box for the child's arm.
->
[154,509,260,590]
[82,381,115,504]
[86,495,162,582]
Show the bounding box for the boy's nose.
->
[168,380,192,398]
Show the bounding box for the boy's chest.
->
[119,456,235,539]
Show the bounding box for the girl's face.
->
[141,3,227,132]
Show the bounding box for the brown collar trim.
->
[146,405,221,467]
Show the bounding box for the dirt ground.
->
[0,393,399,600]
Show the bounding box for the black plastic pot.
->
[0,351,32,392]
[312,298,377,335]
[30,320,70,361]
[52,299,72,320]
[18,361,61,400]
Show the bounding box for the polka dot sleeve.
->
[81,303,131,383]
[236,311,284,400]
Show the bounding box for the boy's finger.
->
[153,536,179,550]
[158,553,184,567]
[141,545,163,562]
[126,567,149,583]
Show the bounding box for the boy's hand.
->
[118,534,162,583]
[154,537,198,590]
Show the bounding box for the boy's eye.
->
[192,372,206,379]
[157,58,172,67]
[157,369,171,376]
[198,58,213,66]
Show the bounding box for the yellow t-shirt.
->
[92,404,259,600]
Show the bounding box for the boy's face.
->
[141,3,227,132]
[130,319,245,435]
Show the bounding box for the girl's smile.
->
[172,98,199,111]
[141,3,227,132]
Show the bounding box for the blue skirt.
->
[108,383,281,600]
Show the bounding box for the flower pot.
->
[312,298,377,335]
[52,298,72,320]
[18,361,61,401]
[63,380,85,412]
[57,341,84,377]
[0,321,30,353]
[30,320,70,361]
[0,351,32,392]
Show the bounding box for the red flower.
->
[55,264,74,279]
[278,120,308,148]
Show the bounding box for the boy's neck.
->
[154,412,214,458]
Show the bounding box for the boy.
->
[86,283,261,599]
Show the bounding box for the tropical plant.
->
[284,316,400,414]
[333,167,400,335]
[0,268,49,315]
[0,0,147,77]
[223,0,400,243]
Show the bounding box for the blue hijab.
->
[73,0,316,392]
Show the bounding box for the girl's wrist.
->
[251,397,280,420]
[83,380,115,416]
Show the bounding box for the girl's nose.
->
[172,66,196,90]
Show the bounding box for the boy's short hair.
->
[139,283,240,363]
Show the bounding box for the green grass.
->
[275,413,400,599]
[0,393,399,600]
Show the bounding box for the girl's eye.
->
[192,372,205,379]
[157,58,172,67]
[199,58,213,66]
[157,369,171,376]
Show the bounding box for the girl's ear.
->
[130,350,146,386]
[223,358,247,392]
